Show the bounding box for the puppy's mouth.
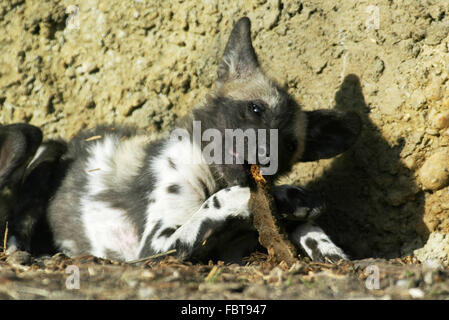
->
[226,148,270,174]
[227,148,244,165]
[219,148,272,186]
[227,149,253,169]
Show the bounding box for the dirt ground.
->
[1,0,449,300]
[1,250,449,300]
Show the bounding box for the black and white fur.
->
[11,18,361,263]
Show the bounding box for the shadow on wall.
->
[306,74,428,259]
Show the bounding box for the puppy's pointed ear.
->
[301,110,361,162]
[0,124,42,189]
[217,17,259,84]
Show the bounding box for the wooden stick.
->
[84,135,102,142]
[126,249,177,264]
[3,221,8,254]
[249,165,298,267]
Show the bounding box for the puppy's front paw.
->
[302,236,348,263]
[6,236,21,254]
[291,223,349,263]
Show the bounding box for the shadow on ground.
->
[306,74,428,259]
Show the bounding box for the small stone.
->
[428,5,445,21]
[75,66,84,75]
[423,259,442,271]
[6,250,32,266]
[141,270,155,280]
[284,1,302,16]
[88,266,97,276]
[418,149,449,191]
[138,287,155,299]
[265,267,283,284]
[433,111,449,129]
[65,67,76,78]
[396,279,409,288]
[403,156,417,170]
[425,22,449,46]
[425,81,442,102]
[423,272,433,285]
[408,288,424,299]
[425,128,439,136]
[409,90,426,110]
[414,232,449,266]
[373,56,385,79]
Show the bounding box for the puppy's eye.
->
[248,102,264,115]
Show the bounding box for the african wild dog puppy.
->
[14,17,361,263]
[0,124,42,248]
[0,124,67,255]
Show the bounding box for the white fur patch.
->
[149,185,251,253]
[80,199,139,261]
[138,138,217,254]
[78,134,143,261]
[107,135,149,186]
[27,145,46,168]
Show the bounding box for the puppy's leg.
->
[290,223,348,263]
[140,186,252,261]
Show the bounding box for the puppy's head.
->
[196,17,361,186]
[0,123,42,239]
[0,123,43,191]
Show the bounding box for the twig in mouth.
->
[249,164,298,267]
